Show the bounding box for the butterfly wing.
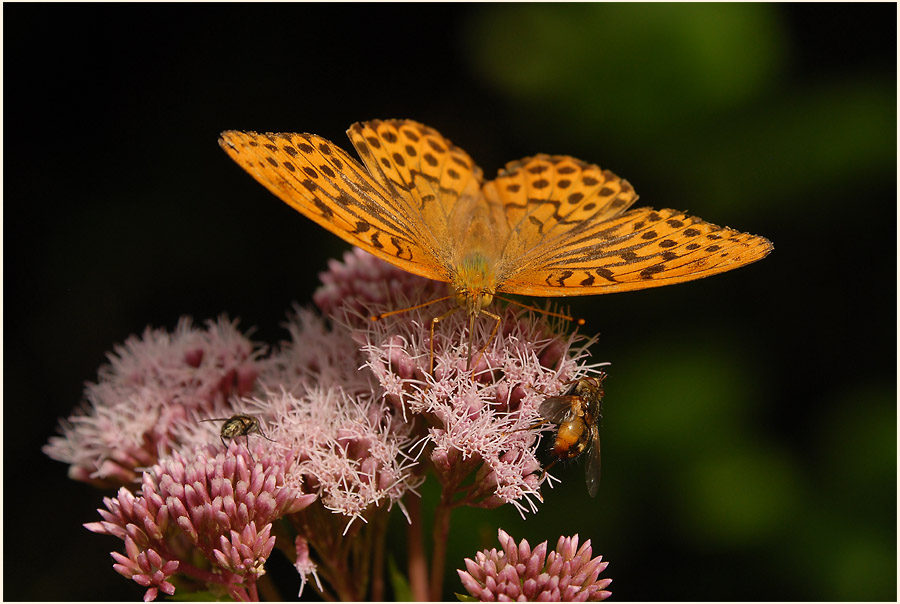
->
[486,155,772,296]
[346,120,494,273]
[219,130,448,282]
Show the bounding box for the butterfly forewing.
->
[347,120,490,274]
[219,130,446,282]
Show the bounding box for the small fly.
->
[200,414,275,461]
[536,373,605,497]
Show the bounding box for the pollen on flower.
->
[44,316,265,488]
[458,529,612,601]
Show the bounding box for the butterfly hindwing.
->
[500,206,773,295]
[486,155,640,282]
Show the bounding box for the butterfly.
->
[219,120,772,364]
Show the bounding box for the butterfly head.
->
[453,253,498,317]
[455,288,494,317]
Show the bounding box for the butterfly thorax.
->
[452,252,497,317]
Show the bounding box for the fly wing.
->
[584,424,602,498]
[538,396,579,424]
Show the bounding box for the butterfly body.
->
[219,119,772,319]
[452,252,497,317]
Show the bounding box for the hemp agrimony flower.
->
[458,529,612,601]
[84,444,313,601]
[48,248,611,600]
[44,317,264,487]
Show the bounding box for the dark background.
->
[5,3,896,601]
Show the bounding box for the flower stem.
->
[428,499,453,601]
[406,494,428,601]
[370,508,388,601]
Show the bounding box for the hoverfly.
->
[537,373,605,497]
[200,414,275,461]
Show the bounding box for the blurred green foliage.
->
[465,3,894,219]
[444,4,896,601]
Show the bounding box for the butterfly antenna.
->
[493,294,586,326]
[371,295,455,321]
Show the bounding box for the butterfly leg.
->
[469,309,501,373]
[429,306,460,375]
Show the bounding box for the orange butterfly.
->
[219,120,772,363]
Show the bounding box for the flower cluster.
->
[360,265,599,515]
[458,529,612,601]
[48,248,611,600]
[312,247,447,322]
[85,443,313,601]
[43,317,264,487]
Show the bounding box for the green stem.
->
[428,500,453,601]
[370,508,389,601]
[406,494,429,601]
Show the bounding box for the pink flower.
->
[262,388,423,527]
[293,535,322,596]
[260,305,376,398]
[53,248,608,600]
[313,248,446,322]
[44,317,265,488]
[458,529,611,601]
[111,537,179,602]
[269,249,602,518]
[85,443,314,601]
[360,271,599,515]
